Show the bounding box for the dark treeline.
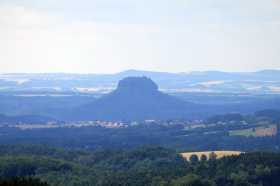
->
[0,123,279,152]
[1,109,280,153]
[0,145,280,186]
[0,177,49,186]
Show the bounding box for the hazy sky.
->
[0,0,280,73]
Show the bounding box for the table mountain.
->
[71,77,204,121]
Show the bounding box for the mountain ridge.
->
[69,77,204,121]
[1,69,280,94]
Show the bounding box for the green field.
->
[229,125,277,137]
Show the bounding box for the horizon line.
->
[0,68,280,75]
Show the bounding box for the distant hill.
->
[1,69,280,94]
[64,77,280,121]
[69,77,205,121]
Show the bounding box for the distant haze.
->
[0,0,280,73]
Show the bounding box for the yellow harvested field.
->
[181,151,243,161]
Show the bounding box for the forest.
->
[0,144,280,186]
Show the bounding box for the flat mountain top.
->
[116,77,158,93]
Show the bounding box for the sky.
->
[0,0,280,74]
